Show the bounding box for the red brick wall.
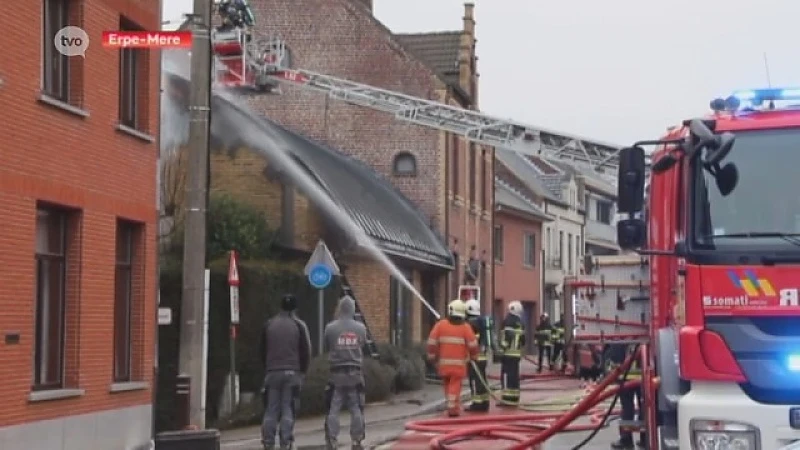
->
[240,0,495,321]
[0,0,159,427]
[494,212,544,317]
[246,0,444,226]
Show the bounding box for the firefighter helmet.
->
[508,301,523,316]
[465,299,481,317]
[448,299,467,318]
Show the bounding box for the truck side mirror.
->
[617,218,647,250]
[617,146,646,214]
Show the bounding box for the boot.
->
[610,439,634,450]
[325,437,337,450]
[351,441,364,450]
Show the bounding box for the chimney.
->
[463,3,475,37]
[459,3,477,105]
[356,0,373,13]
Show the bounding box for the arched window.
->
[392,152,417,176]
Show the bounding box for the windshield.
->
[692,127,800,249]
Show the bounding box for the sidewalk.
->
[220,360,545,449]
[220,382,471,449]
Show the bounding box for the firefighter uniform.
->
[607,344,646,450]
[535,315,553,372]
[465,299,492,412]
[426,300,479,417]
[499,301,525,406]
[551,319,566,371]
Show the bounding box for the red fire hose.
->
[402,350,640,450]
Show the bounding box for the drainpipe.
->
[443,87,452,303]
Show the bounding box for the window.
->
[392,152,417,176]
[34,206,68,389]
[523,233,536,267]
[43,0,71,102]
[558,230,564,268]
[493,225,504,262]
[119,17,147,130]
[596,200,613,224]
[450,134,460,195]
[480,148,488,210]
[692,128,800,249]
[568,233,573,273]
[469,143,476,204]
[114,220,137,382]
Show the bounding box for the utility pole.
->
[178,0,213,430]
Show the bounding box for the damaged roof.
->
[163,71,454,269]
[270,122,453,268]
[394,31,462,87]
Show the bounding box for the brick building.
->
[219,0,494,336]
[0,0,159,448]
[493,161,552,352]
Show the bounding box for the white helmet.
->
[508,301,523,316]
[465,299,481,317]
[448,299,467,319]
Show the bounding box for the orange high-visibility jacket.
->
[426,318,479,378]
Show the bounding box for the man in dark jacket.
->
[323,295,368,450]
[260,294,312,450]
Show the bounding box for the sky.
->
[162,0,800,145]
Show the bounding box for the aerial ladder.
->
[207,1,623,182]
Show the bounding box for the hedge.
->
[156,256,342,431]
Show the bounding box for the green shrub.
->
[297,355,395,417]
[205,192,277,261]
[375,342,426,392]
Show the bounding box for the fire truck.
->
[565,88,800,450]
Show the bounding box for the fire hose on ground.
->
[404,345,645,450]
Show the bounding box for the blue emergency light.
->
[711,87,800,112]
[786,354,800,372]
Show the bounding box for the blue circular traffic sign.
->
[308,264,333,289]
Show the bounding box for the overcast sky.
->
[162,0,800,145]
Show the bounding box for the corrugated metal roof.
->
[164,70,455,268]
[394,31,461,86]
[266,120,453,267]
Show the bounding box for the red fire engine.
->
[566,89,800,450]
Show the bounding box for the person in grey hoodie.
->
[323,295,368,450]
[260,294,312,450]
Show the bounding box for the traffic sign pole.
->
[304,241,340,355]
[228,250,240,411]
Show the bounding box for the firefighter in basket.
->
[216,0,255,33]
[499,301,525,407]
[464,298,492,412]
[426,299,479,417]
